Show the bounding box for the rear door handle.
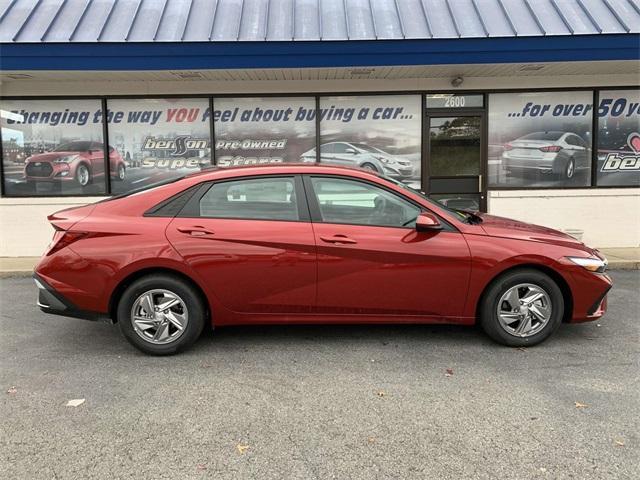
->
[319,234,357,245]
[177,226,214,236]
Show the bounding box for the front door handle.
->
[319,234,357,245]
[177,226,215,236]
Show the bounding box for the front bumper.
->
[34,273,110,322]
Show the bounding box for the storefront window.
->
[107,98,211,195]
[319,95,422,189]
[597,89,640,187]
[1,99,106,196]
[488,91,593,188]
[214,97,316,167]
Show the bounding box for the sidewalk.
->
[1,248,638,277]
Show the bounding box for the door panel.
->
[166,218,317,314]
[305,175,471,317]
[166,176,316,314]
[313,223,471,317]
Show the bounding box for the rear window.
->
[521,132,564,141]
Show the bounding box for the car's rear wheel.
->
[564,158,576,179]
[76,164,90,186]
[117,274,206,355]
[479,269,564,347]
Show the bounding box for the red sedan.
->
[34,164,611,355]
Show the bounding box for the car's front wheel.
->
[117,274,206,355]
[115,163,125,181]
[361,162,379,172]
[479,269,564,347]
[76,164,91,186]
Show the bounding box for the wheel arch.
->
[108,267,211,325]
[475,263,573,324]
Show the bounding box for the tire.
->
[564,158,575,180]
[115,163,125,181]
[117,274,206,355]
[76,163,90,187]
[361,162,379,173]
[479,269,564,347]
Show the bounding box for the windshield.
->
[54,141,94,152]
[351,143,385,154]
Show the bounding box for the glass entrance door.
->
[426,114,486,212]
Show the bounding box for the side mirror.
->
[345,148,358,154]
[416,212,442,232]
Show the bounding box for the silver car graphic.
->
[300,142,414,180]
[502,131,590,180]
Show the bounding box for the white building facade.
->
[1,0,639,256]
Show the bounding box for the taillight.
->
[503,144,513,151]
[46,230,88,256]
[539,145,562,152]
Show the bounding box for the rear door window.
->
[199,177,300,221]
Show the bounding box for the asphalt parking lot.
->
[1,272,638,479]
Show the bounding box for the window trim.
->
[302,174,455,231]
[177,174,311,223]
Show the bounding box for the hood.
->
[26,151,79,163]
[477,213,596,253]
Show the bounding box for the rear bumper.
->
[34,273,110,322]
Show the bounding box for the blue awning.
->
[0,0,638,70]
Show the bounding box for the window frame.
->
[303,174,431,230]
[177,174,311,223]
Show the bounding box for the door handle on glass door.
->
[177,226,214,236]
[319,235,357,244]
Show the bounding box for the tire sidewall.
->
[117,275,206,355]
[480,270,564,347]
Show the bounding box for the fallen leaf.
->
[376,391,385,397]
[236,444,249,454]
[614,440,625,447]
[367,437,376,444]
[574,401,588,409]
[66,398,85,407]
[539,467,547,473]
[445,368,454,377]
[7,386,17,394]
[196,464,207,471]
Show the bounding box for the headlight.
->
[567,256,607,273]
[375,156,390,164]
[54,155,78,164]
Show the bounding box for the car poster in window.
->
[107,98,211,195]
[597,90,640,187]
[488,91,593,188]
[1,99,106,196]
[214,97,316,168]
[319,95,421,189]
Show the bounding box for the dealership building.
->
[0,0,638,257]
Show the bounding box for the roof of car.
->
[185,163,381,181]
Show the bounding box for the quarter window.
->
[310,177,420,227]
[199,177,299,221]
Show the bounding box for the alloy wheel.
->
[130,289,189,345]
[118,164,125,180]
[77,165,90,186]
[566,159,575,179]
[496,283,552,338]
